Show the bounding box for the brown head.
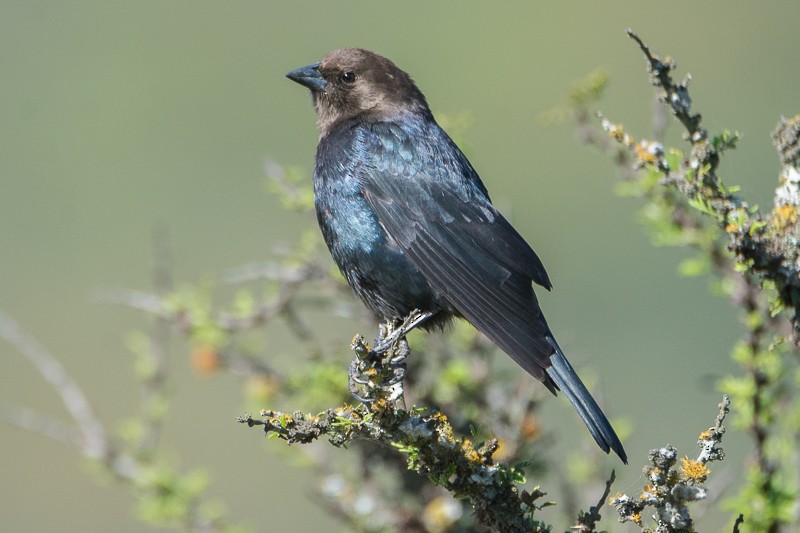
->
[286,48,431,134]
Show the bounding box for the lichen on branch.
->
[238,334,553,533]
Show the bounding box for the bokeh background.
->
[2,2,799,531]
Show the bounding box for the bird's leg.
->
[347,311,427,409]
[371,309,433,355]
[373,321,391,351]
[382,337,409,410]
[365,310,429,409]
[349,335,379,405]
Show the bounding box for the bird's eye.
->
[341,71,356,83]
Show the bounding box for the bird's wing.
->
[358,126,556,381]
[356,122,627,462]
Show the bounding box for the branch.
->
[574,469,616,532]
[610,395,730,531]
[0,311,110,460]
[1,229,246,531]
[239,335,551,533]
[0,403,83,449]
[617,29,800,343]
[586,31,800,531]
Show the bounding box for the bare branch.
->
[0,311,109,460]
[0,403,82,449]
[574,469,616,532]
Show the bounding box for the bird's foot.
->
[348,310,430,408]
[371,310,433,355]
[348,332,412,408]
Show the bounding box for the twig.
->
[573,469,616,532]
[0,311,109,460]
[135,226,173,456]
[0,403,83,449]
[610,395,730,531]
[622,29,800,343]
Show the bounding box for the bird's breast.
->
[312,125,448,321]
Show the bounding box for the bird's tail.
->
[545,339,627,464]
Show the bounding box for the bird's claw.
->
[347,310,429,407]
[371,309,433,355]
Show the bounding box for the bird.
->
[285,48,627,463]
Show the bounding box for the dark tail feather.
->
[545,340,627,464]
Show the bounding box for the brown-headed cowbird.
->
[286,48,627,463]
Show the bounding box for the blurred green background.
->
[2,1,799,531]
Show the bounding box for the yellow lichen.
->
[369,398,390,413]
[680,456,710,481]
[606,122,626,142]
[772,204,798,230]
[460,439,482,463]
[431,412,455,442]
[635,143,657,165]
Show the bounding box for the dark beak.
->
[286,62,327,92]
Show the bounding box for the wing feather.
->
[353,120,626,461]
[363,178,555,381]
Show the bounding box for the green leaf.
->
[678,257,710,277]
[711,130,740,153]
[687,197,717,217]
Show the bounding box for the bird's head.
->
[286,48,430,134]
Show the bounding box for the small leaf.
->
[678,257,710,278]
